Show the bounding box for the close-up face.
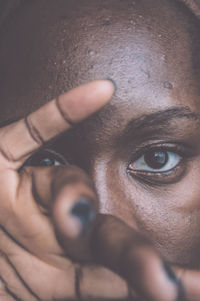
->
[0,0,200,268]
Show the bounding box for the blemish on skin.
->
[102,18,112,26]
[88,50,95,56]
[73,45,79,52]
[164,81,173,90]
[130,20,136,25]
[89,65,94,70]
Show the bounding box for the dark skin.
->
[0,0,200,300]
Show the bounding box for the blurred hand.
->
[0,80,195,301]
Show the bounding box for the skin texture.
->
[0,0,200,300]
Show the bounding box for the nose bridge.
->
[91,158,111,214]
[91,156,139,231]
[91,157,128,217]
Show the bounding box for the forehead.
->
[0,0,199,125]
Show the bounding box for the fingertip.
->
[53,199,96,240]
[103,78,117,93]
[70,199,96,234]
[82,79,116,106]
[93,79,116,102]
[52,182,98,240]
[57,79,115,124]
[52,193,97,262]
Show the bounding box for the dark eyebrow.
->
[119,106,200,142]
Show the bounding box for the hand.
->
[0,80,128,301]
[0,79,196,301]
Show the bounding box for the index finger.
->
[173,266,199,300]
[0,80,115,168]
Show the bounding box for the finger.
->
[0,80,115,168]
[0,251,38,301]
[0,280,16,301]
[76,265,130,300]
[31,164,99,261]
[71,214,182,301]
[31,165,98,238]
[1,164,98,264]
[0,227,75,301]
[0,295,15,301]
[173,265,200,300]
[0,278,15,301]
[0,228,130,301]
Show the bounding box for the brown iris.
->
[144,150,168,169]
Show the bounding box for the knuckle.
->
[24,116,44,146]
[0,144,15,164]
[55,96,75,127]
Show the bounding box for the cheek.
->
[92,156,139,230]
[93,158,200,267]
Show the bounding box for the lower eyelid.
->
[129,151,181,172]
[127,159,187,186]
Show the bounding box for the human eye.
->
[132,150,180,172]
[127,144,191,185]
[23,149,68,167]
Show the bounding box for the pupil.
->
[144,150,168,169]
[41,158,54,166]
[22,149,67,168]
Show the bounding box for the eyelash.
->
[127,143,191,185]
[22,149,68,168]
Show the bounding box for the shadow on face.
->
[0,0,200,267]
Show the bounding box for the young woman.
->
[0,0,200,300]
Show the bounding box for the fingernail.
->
[104,78,117,92]
[163,261,186,301]
[71,199,95,232]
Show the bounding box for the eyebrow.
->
[119,106,200,142]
